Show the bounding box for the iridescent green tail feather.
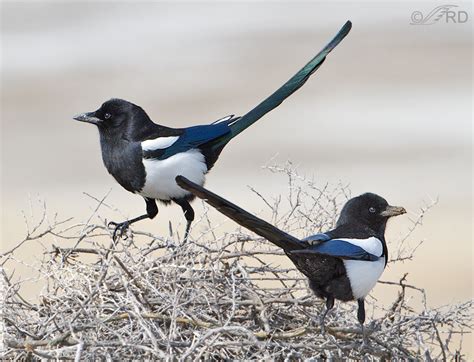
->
[210,21,352,151]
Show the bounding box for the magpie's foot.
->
[320,322,326,336]
[182,234,189,245]
[108,221,130,241]
[308,313,326,336]
[359,338,370,350]
[360,325,369,348]
[166,240,177,249]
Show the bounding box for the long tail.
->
[176,176,304,251]
[212,20,352,149]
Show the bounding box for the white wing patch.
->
[338,237,383,257]
[139,149,207,200]
[141,136,179,151]
[213,115,233,124]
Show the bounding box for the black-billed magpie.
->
[73,21,352,242]
[176,176,406,339]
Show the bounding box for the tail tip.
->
[341,20,352,34]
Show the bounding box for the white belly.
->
[344,257,385,299]
[139,149,208,200]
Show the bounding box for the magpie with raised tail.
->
[175,176,406,340]
[73,21,352,242]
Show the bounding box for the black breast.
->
[100,138,146,193]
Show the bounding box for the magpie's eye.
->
[369,207,376,214]
[104,113,112,120]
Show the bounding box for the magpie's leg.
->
[173,198,195,243]
[108,198,158,241]
[320,296,335,335]
[357,298,368,345]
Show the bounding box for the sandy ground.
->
[1,1,472,355]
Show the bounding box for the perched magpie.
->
[176,176,406,339]
[73,21,352,242]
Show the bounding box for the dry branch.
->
[1,163,471,360]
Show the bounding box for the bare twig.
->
[1,163,472,360]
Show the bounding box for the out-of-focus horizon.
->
[1,0,472,349]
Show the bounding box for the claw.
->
[182,234,189,244]
[108,221,130,241]
[320,321,326,335]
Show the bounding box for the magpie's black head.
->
[336,193,406,234]
[73,98,152,137]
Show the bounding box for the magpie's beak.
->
[73,112,101,125]
[380,205,407,217]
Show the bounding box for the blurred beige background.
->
[1,0,472,351]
